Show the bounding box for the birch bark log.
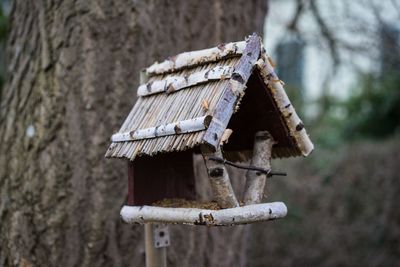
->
[243,131,276,204]
[201,145,239,208]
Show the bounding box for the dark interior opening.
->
[130,150,196,205]
[223,70,295,155]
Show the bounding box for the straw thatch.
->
[105,34,313,161]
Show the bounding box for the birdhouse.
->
[105,33,313,226]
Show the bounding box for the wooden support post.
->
[201,145,239,208]
[145,224,167,267]
[243,131,275,205]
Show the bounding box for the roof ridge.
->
[202,33,263,148]
[146,40,247,75]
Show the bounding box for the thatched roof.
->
[105,34,313,161]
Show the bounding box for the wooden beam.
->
[202,33,262,150]
[120,202,287,225]
[201,145,239,208]
[243,131,275,204]
[146,41,246,75]
[111,115,212,142]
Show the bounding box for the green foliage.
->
[311,72,400,147]
[342,73,400,140]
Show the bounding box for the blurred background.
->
[0,0,399,266]
[252,1,400,266]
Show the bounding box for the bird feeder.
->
[106,33,313,227]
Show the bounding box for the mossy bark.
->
[0,1,267,266]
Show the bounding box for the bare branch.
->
[287,0,306,32]
[309,0,340,68]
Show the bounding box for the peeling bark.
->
[138,65,234,96]
[110,115,212,142]
[0,1,268,266]
[120,202,287,225]
[146,41,246,75]
[201,145,239,208]
[243,131,276,204]
[256,55,314,156]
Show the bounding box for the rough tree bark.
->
[0,1,267,266]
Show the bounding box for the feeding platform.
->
[106,33,313,226]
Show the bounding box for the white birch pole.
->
[146,41,246,75]
[111,115,212,142]
[201,145,239,208]
[121,202,287,225]
[243,131,276,205]
[138,65,234,96]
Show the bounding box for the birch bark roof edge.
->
[106,33,314,161]
[146,41,246,75]
[255,52,314,157]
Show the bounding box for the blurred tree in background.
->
[339,21,400,141]
[253,1,400,267]
[0,1,267,266]
[271,0,400,147]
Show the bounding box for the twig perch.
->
[207,156,286,177]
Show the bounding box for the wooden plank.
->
[202,33,262,149]
[127,161,134,205]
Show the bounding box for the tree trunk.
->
[0,1,267,266]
